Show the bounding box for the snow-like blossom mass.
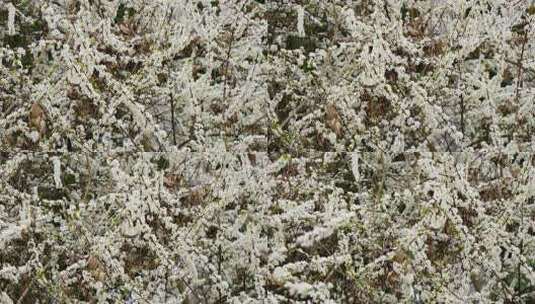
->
[1,0,534,303]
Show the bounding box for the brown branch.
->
[16,278,31,304]
[169,93,177,145]
[222,29,236,104]
[514,31,528,103]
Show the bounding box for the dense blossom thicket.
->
[1,0,535,303]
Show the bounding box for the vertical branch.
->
[460,94,465,137]
[222,2,249,104]
[383,0,391,22]
[222,28,236,104]
[217,243,224,303]
[514,30,528,102]
[169,93,177,145]
[16,277,31,304]
[457,56,465,143]
[512,18,529,145]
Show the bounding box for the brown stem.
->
[514,31,528,103]
[460,94,464,137]
[169,93,177,145]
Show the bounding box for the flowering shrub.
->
[1,0,534,303]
